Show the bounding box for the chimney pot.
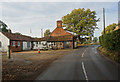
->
[57,20,62,28]
[8,29,11,33]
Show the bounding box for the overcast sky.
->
[0,1,119,38]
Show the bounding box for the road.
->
[35,45,119,80]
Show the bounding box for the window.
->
[36,42,38,47]
[0,41,1,47]
[18,41,20,46]
[39,42,41,45]
[54,42,55,45]
[27,42,30,48]
[36,42,38,44]
[13,41,15,46]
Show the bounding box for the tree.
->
[93,37,98,43]
[101,23,117,35]
[88,36,92,43]
[62,8,99,41]
[0,20,8,32]
[44,29,51,37]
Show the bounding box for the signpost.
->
[7,45,10,59]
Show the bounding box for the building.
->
[49,20,77,49]
[0,30,33,52]
[32,37,48,50]
[114,26,120,31]
[0,20,77,52]
[33,20,77,50]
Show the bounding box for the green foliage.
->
[83,41,89,44]
[0,20,8,32]
[93,37,98,43]
[1,26,8,32]
[44,29,51,37]
[88,36,92,43]
[62,8,99,37]
[101,23,117,35]
[99,29,120,51]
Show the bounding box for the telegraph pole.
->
[41,29,43,38]
[103,8,106,34]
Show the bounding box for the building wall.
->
[0,32,10,52]
[33,41,48,50]
[69,41,72,48]
[10,41,21,52]
[23,41,32,50]
[47,42,56,49]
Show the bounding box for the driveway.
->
[36,45,119,80]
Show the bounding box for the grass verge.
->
[97,46,120,63]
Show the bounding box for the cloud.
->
[0,2,118,38]
[0,0,119,2]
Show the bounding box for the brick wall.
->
[10,41,21,52]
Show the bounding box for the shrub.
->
[99,29,120,51]
[83,41,89,44]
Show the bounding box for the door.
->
[63,41,69,48]
[21,42,23,51]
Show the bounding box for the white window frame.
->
[13,41,15,46]
[27,42,30,48]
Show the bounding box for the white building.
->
[0,32,10,52]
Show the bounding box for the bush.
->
[83,41,89,44]
[99,29,120,51]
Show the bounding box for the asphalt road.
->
[35,45,119,80]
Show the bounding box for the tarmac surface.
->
[36,45,119,80]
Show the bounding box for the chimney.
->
[8,29,11,33]
[57,20,62,28]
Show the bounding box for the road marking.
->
[82,53,84,58]
[82,62,88,81]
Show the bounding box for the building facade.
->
[0,30,33,52]
[0,20,77,52]
[33,20,77,50]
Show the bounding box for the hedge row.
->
[99,29,120,51]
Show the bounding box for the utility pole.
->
[103,8,106,34]
[41,29,43,38]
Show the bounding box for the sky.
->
[0,1,119,38]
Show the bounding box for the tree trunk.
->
[77,35,80,43]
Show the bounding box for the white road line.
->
[82,62,88,81]
[82,53,84,58]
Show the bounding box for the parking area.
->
[2,49,75,80]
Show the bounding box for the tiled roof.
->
[33,36,50,42]
[33,35,73,42]
[2,32,33,41]
[48,35,73,41]
[50,27,73,36]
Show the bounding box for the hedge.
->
[99,29,120,51]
